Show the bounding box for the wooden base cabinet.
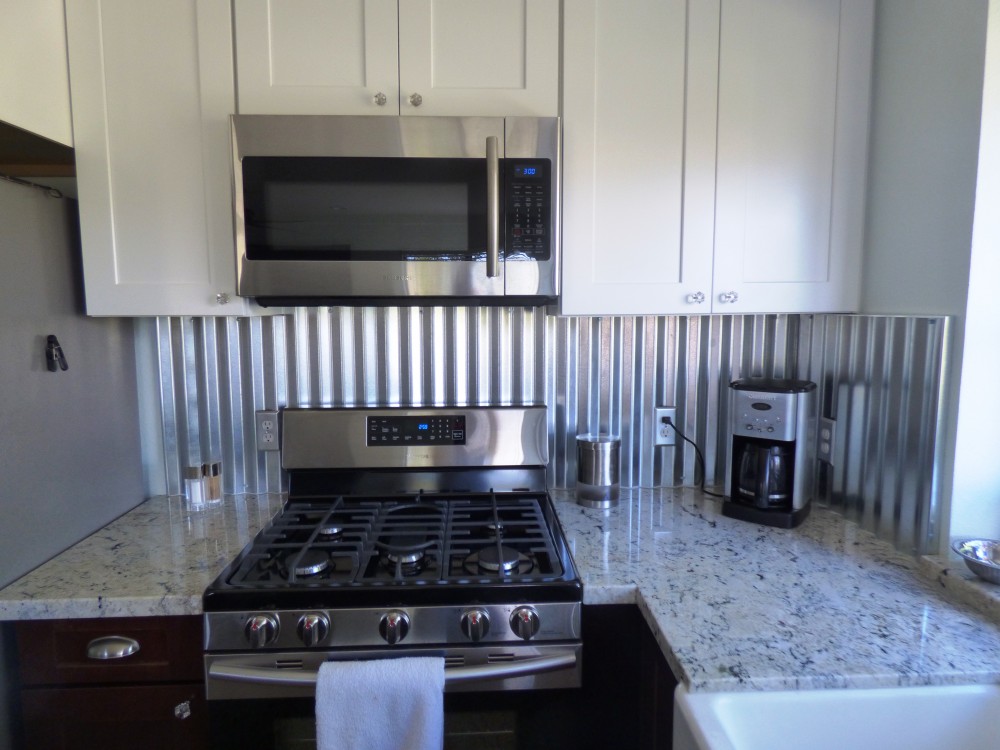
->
[15,616,208,750]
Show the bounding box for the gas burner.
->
[293,550,330,577]
[317,525,344,541]
[464,545,533,575]
[377,538,435,576]
[384,549,426,573]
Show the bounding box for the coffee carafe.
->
[736,442,795,508]
[724,378,816,528]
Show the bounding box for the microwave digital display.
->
[513,164,544,179]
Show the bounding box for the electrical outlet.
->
[256,410,280,452]
[818,416,836,465]
[654,407,678,446]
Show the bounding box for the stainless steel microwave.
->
[231,115,560,306]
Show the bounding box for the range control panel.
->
[367,415,467,446]
[506,160,550,259]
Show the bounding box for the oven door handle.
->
[208,652,577,688]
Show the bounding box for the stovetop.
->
[203,489,581,611]
[203,406,582,612]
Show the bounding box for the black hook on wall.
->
[46,335,69,372]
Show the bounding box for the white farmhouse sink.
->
[673,682,1000,750]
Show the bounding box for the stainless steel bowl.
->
[951,539,1000,584]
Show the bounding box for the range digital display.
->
[367,415,466,446]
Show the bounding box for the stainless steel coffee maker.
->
[724,378,816,528]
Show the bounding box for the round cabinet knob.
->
[745,424,754,431]
[509,607,540,641]
[686,291,706,304]
[719,291,739,304]
[408,93,423,107]
[372,91,388,106]
[460,609,491,642]
[297,612,330,647]
[216,293,230,305]
[244,614,279,649]
[379,610,410,645]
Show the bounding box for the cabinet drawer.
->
[21,683,208,750]
[16,616,203,686]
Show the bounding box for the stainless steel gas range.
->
[203,406,582,702]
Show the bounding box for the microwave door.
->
[234,116,509,303]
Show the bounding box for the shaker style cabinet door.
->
[0,0,72,146]
[711,0,874,313]
[397,0,559,117]
[561,0,719,315]
[233,0,400,115]
[65,0,245,315]
[233,0,558,117]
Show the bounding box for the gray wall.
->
[0,180,143,588]
[0,179,143,745]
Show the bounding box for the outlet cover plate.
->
[654,407,678,446]
[818,417,836,465]
[255,410,280,452]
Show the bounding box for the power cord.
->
[662,417,726,498]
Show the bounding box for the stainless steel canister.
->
[576,435,621,508]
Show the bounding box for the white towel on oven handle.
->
[315,656,445,750]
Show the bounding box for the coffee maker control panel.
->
[732,390,797,442]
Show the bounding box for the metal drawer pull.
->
[209,652,576,687]
[86,635,140,660]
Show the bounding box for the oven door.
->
[206,644,581,750]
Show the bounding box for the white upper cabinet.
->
[0,0,72,146]
[561,0,719,316]
[234,0,559,116]
[561,0,874,316]
[66,0,245,316]
[712,0,874,314]
[234,0,399,115]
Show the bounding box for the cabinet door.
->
[712,0,874,313]
[561,0,719,315]
[0,0,72,146]
[65,0,245,315]
[21,684,209,750]
[234,0,399,115]
[398,0,559,117]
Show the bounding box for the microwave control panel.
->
[506,160,551,260]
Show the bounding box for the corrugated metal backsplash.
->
[137,309,948,554]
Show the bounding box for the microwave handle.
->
[486,135,500,278]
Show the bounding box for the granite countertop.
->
[0,494,284,619]
[2,487,1000,694]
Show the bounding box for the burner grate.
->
[222,491,565,589]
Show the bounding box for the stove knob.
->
[509,607,540,641]
[460,609,491,642]
[379,610,410,645]
[244,614,279,649]
[297,613,330,647]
